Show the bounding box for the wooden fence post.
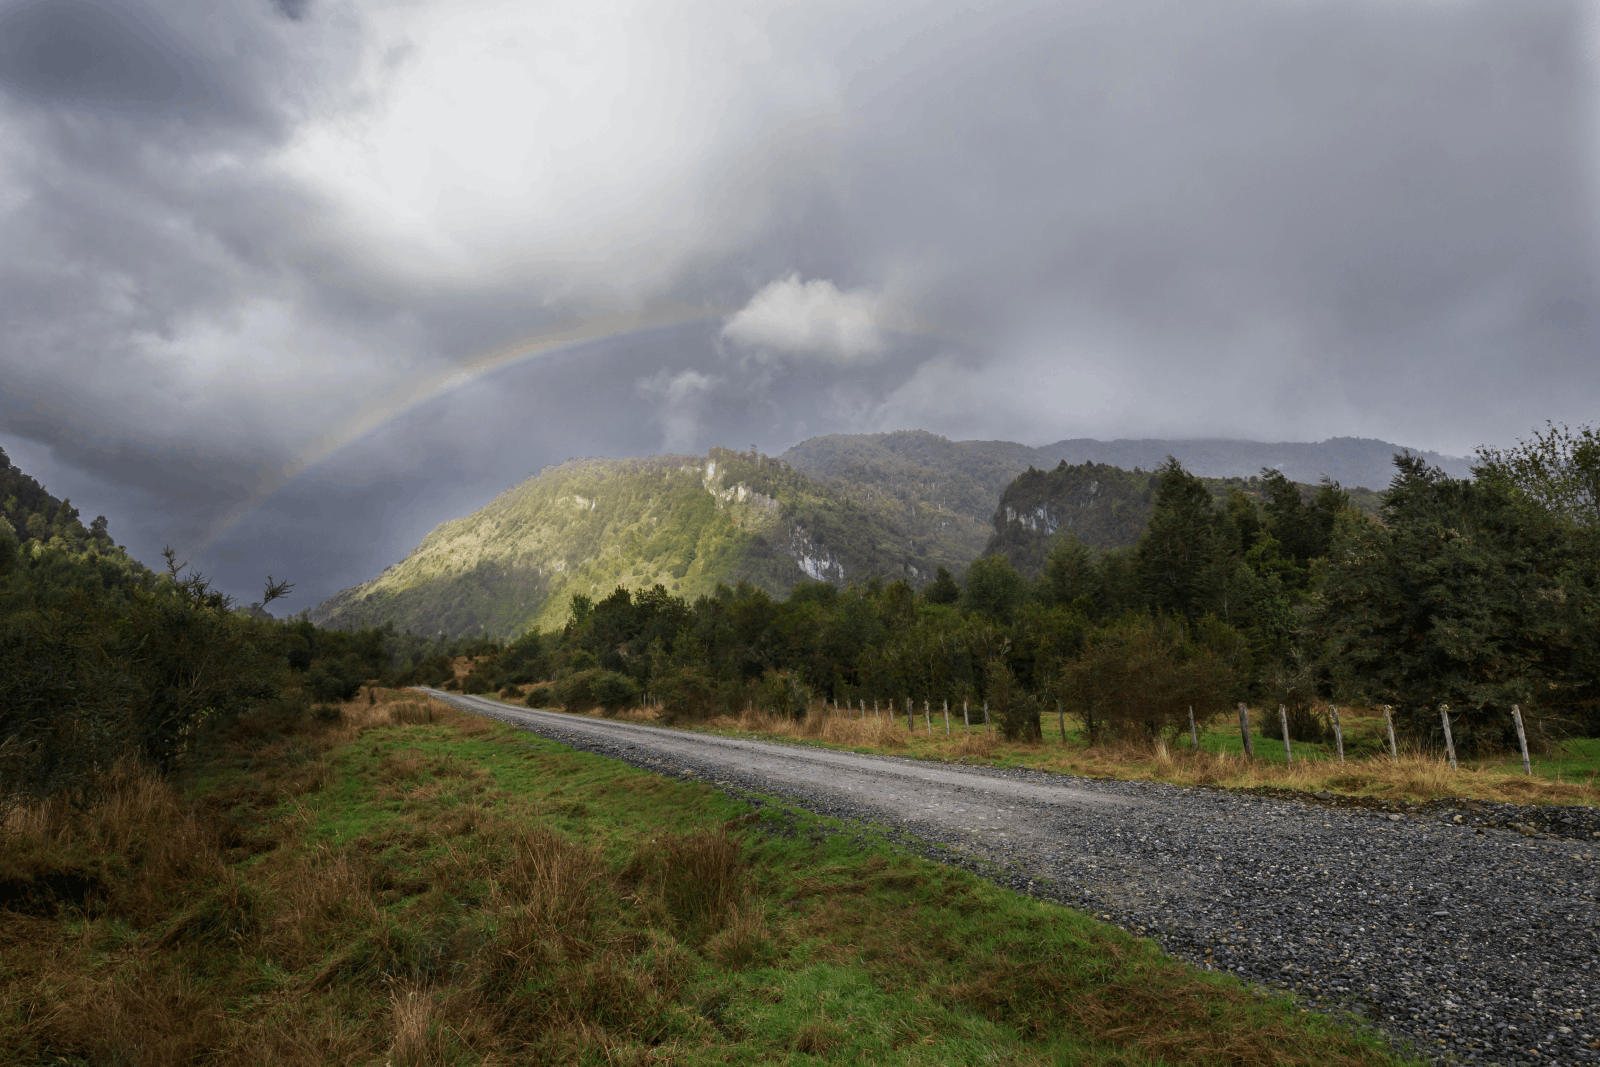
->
[963,700,971,734]
[873,699,879,722]
[1383,705,1398,762]
[1330,704,1344,762]
[1058,699,1067,744]
[924,700,932,737]
[1188,705,1199,752]
[1512,704,1532,776]
[906,698,914,732]
[1237,702,1254,757]
[983,701,991,736]
[1278,704,1292,765]
[1440,704,1458,771]
[943,699,951,736]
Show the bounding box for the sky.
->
[2,0,1598,612]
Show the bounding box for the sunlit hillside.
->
[310,447,941,638]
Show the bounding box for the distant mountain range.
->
[312,431,1458,637]
[777,430,1423,563]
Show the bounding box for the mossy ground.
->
[1,690,1417,1066]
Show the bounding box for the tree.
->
[1476,422,1600,528]
[1134,458,1237,620]
[1059,614,1245,744]
[1037,534,1100,612]
[923,566,961,605]
[985,658,1040,741]
[1317,454,1597,750]
[960,556,1027,622]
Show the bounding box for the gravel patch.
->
[428,691,1600,1066]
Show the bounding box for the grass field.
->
[523,698,1600,809]
[1,689,1415,1066]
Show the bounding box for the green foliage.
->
[651,665,720,722]
[312,448,935,640]
[0,451,412,809]
[1136,459,1239,621]
[1059,614,1248,743]
[758,670,812,719]
[591,669,638,713]
[959,556,1026,622]
[923,565,960,605]
[985,659,1040,741]
[1476,421,1600,527]
[1317,452,1600,749]
[555,669,604,711]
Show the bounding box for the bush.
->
[524,684,556,708]
[555,669,602,711]
[985,660,1040,741]
[1261,651,1327,742]
[1061,614,1245,743]
[758,670,812,720]
[654,666,718,723]
[307,658,362,704]
[592,671,637,714]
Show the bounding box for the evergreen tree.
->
[923,565,961,605]
[1134,458,1237,620]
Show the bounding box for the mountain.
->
[978,462,1387,577]
[309,447,945,639]
[779,430,1454,549]
[1030,436,1473,491]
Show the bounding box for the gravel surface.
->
[426,691,1600,1066]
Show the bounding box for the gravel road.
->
[424,690,1600,1066]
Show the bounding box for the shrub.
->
[524,684,556,708]
[307,657,363,703]
[555,669,602,711]
[592,671,637,714]
[985,659,1040,741]
[1061,614,1245,743]
[653,666,718,723]
[1261,651,1327,742]
[758,670,811,720]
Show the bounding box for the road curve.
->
[425,690,1600,1067]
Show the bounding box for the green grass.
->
[3,693,1417,1066]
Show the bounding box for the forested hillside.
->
[310,447,938,638]
[0,446,438,811]
[983,462,1382,577]
[782,430,1424,563]
[1,447,150,590]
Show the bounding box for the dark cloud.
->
[0,0,201,110]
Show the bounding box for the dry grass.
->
[1038,740,1599,806]
[625,700,1599,807]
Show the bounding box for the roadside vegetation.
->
[2,689,1413,1066]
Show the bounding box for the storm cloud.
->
[2,0,1596,611]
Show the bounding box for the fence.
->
[787,695,1543,775]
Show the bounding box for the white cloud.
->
[635,368,723,452]
[722,274,885,361]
